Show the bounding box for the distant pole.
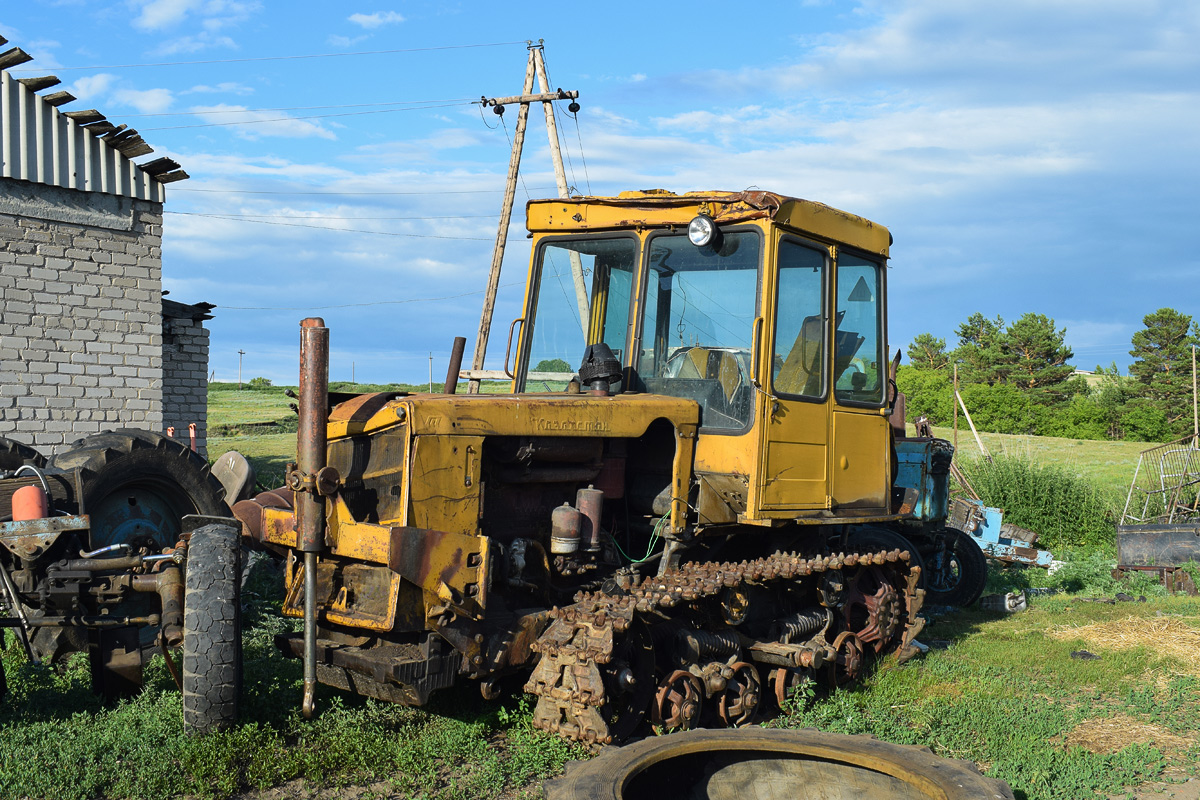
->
[429,352,434,394]
[352,361,355,385]
[1192,344,1197,444]
[238,349,245,389]
[952,363,959,453]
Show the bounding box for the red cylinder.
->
[12,485,49,521]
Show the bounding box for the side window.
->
[526,238,636,384]
[834,253,884,405]
[773,240,826,398]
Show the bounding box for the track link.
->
[525,548,926,744]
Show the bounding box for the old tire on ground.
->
[183,522,242,734]
[0,436,47,471]
[923,528,988,608]
[543,728,1015,800]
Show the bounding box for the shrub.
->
[247,376,273,390]
[958,453,1117,551]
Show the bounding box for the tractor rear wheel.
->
[182,522,242,734]
[45,430,229,685]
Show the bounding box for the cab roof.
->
[525,189,890,257]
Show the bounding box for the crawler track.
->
[526,548,925,745]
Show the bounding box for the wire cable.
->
[219,281,523,311]
[175,211,527,241]
[119,97,479,118]
[170,186,557,195]
[141,100,473,131]
[166,211,498,221]
[9,41,531,72]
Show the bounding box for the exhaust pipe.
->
[444,336,466,394]
[296,317,329,719]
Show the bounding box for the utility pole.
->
[429,352,434,394]
[467,40,581,393]
[1192,344,1197,444]
[238,349,245,390]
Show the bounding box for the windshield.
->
[523,236,637,388]
[633,230,760,430]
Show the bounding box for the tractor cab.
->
[513,190,895,520]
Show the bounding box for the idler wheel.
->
[716,662,762,727]
[652,670,704,731]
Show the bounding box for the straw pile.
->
[1063,713,1194,755]
[1047,615,1200,675]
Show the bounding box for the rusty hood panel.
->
[331,392,701,441]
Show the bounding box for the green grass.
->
[928,423,1146,498]
[4,387,1194,799]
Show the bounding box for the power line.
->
[178,211,526,241]
[120,98,479,118]
[9,41,531,72]
[220,281,523,311]
[166,211,499,221]
[171,186,558,195]
[141,100,472,131]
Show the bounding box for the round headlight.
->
[687,214,718,247]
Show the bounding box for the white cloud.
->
[328,34,369,48]
[347,11,405,29]
[151,33,238,55]
[69,73,117,102]
[130,0,204,31]
[184,82,254,96]
[113,87,174,113]
[187,104,338,140]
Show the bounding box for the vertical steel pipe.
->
[444,336,466,394]
[297,317,329,719]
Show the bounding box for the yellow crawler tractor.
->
[235,189,981,744]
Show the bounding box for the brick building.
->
[0,40,212,456]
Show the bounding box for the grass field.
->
[2,388,1197,800]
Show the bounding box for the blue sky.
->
[3,1,1197,384]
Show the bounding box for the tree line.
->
[897,308,1199,442]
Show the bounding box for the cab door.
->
[828,251,891,511]
[757,236,831,510]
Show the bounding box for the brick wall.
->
[162,313,210,456]
[0,177,166,457]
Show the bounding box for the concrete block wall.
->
[162,316,210,456]
[0,178,165,457]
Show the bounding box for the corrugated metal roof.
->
[0,42,188,203]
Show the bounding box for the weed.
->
[958,453,1119,550]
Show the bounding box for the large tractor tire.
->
[182,523,242,734]
[44,430,229,680]
[49,429,228,553]
[0,436,47,471]
[544,728,1014,800]
[923,528,988,608]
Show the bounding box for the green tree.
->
[895,364,953,424]
[906,333,949,370]
[952,313,1006,384]
[1128,308,1199,436]
[533,358,572,373]
[958,382,1037,435]
[1001,313,1075,396]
